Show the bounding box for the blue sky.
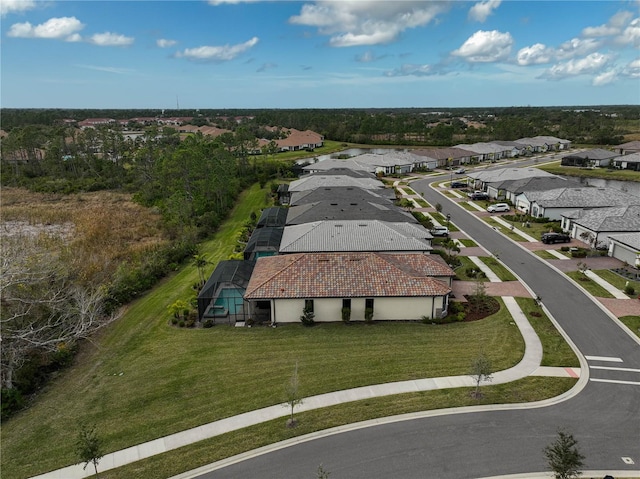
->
[1,0,639,109]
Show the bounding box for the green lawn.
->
[479,256,518,281]
[566,271,615,298]
[619,316,640,338]
[534,250,558,260]
[414,198,430,208]
[452,256,488,282]
[594,269,640,297]
[538,163,640,182]
[459,239,477,247]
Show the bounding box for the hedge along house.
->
[197,260,255,324]
[243,252,454,324]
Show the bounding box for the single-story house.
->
[279,220,433,254]
[244,252,454,324]
[493,176,582,205]
[561,205,640,248]
[490,141,528,157]
[561,149,619,168]
[612,152,640,171]
[520,187,635,221]
[411,147,474,168]
[514,136,571,153]
[467,167,557,194]
[197,260,255,324]
[607,233,640,268]
[454,143,512,162]
[615,141,640,156]
[274,129,324,151]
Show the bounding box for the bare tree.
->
[469,353,493,399]
[1,236,119,390]
[284,361,303,428]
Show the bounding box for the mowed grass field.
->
[1,183,577,479]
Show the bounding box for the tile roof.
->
[279,220,433,253]
[244,252,453,300]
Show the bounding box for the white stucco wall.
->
[272,296,446,323]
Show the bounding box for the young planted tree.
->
[76,423,104,478]
[300,305,315,327]
[192,253,211,288]
[469,353,493,399]
[284,362,303,428]
[543,428,585,479]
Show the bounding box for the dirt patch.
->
[462,295,501,322]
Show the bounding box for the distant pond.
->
[560,176,640,197]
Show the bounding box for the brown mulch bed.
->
[461,295,501,322]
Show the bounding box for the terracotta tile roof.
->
[244,252,452,300]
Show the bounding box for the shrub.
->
[178,320,185,328]
[624,284,635,295]
[341,307,351,323]
[571,249,587,258]
[560,246,570,252]
[1,388,25,420]
[300,306,315,327]
[364,308,374,323]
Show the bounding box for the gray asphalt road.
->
[195,174,640,479]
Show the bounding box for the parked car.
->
[487,203,510,213]
[430,225,449,237]
[541,232,571,244]
[450,181,467,188]
[455,168,466,174]
[468,191,489,200]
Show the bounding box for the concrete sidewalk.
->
[31,296,574,479]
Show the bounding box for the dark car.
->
[541,232,571,244]
[450,181,467,188]
[468,191,489,200]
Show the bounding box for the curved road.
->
[195,175,640,479]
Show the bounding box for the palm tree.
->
[192,254,210,288]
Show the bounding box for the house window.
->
[342,298,351,309]
[304,299,314,312]
[365,298,374,310]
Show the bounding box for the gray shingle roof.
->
[562,148,618,161]
[526,187,637,208]
[279,220,433,253]
[572,205,640,232]
[288,174,383,192]
[286,201,418,225]
[289,186,395,206]
[496,176,581,194]
[608,232,640,250]
[468,167,556,183]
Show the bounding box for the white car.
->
[430,225,449,237]
[454,168,466,174]
[487,203,510,213]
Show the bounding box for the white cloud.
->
[622,58,640,78]
[516,43,554,66]
[176,37,259,61]
[157,38,177,48]
[615,17,640,46]
[7,16,84,40]
[582,11,633,37]
[257,62,277,72]
[289,1,450,47]
[1,0,36,17]
[468,0,501,23]
[592,70,617,86]
[89,32,134,47]
[77,64,134,75]
[543,52,612,80]
[555,37,601,60]
[451,30,513,63]
[356,50,388,63]
[384,63,434,77]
